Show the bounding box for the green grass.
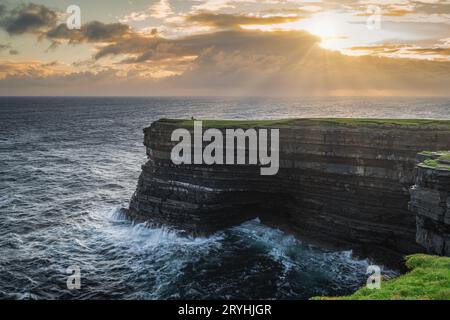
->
[157,118,450,128]
[157,118,299,128]
[419,151,450,170]
[315,254,450,300]
[420,150,450,158]
[309,118,450,126]
[438,154,450,162]
[423,159,440,168]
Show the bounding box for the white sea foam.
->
[3,96,425,299]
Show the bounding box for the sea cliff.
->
[409,151,450,256]
[127,119,450,259]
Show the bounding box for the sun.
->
[309,19,337,39]
[304,13,346,51]
[241,11,352,52]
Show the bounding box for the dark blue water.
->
[1,96,449,299]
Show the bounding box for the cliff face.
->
[128,119,450,256]
[409,152,450,256]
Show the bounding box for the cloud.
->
[185,12,303,29]
[406,47,450,56]
[0,60,72,79]
[352,0,450,19]
[412,1,450,15]
[0,4,6,17]
[93,34,171,61]
[1,28,449,96]
[150,0,175,19]
[0,44,11,51]
[0,3,132,47]
[120,0,174,22]
[382,9,415,17]
[1,2,450,96]
[0,43,19,56]
[191,0,236,12]
[348,42,450,59]
[93,28,320,64]
[46,21,132,44]
[349,44,410,54]
[155,29,449,95]
[355,6,414,17]
[0,3,58,35]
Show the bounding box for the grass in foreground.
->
[315,254,450,300]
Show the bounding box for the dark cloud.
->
[94,29,320,63]
[81,21,130,42]
[0,43,19,55]
[0,43,10,51]
[93,35,169,61]
[0,3,58,35]
[4,28,448,96]
[0,4,6,17]
[0,3,131,46]
[46,21,131,44]
[185,12,302,29]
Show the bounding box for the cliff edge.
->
[127,118,450,258]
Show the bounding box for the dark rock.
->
[128,119,450,258]
[409,155,450,256]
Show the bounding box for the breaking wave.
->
[3,96,442,299]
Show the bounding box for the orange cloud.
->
[0,60,72,79]
[356,8,414,17]
[185,12,303,29]
[348,43,450,60]
[1,29,449,96]
[1,2,449,96]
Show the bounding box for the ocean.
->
[1,96,449,299]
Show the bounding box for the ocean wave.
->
[1,96,421,299]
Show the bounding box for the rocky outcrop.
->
[128,119,450,258]
[409,152,450,256]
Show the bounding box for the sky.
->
[0,0,449,96]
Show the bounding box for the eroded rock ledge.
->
[127,119,450,258]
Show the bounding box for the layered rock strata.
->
[409,152,450,256]
[128,119,450,256]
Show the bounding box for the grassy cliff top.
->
[315,254,450,300]
[157,118,450,128]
